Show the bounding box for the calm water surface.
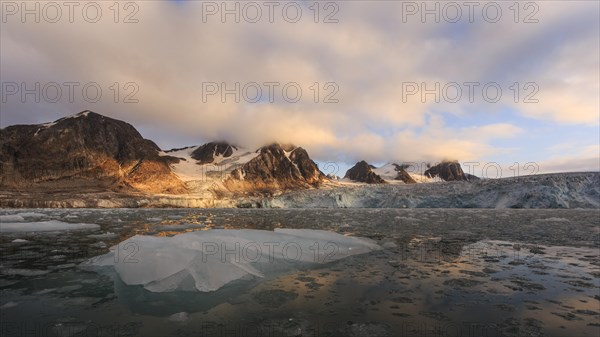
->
[0,208,598,337]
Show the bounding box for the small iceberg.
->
[0,221,100,233]
[83,229,380,293]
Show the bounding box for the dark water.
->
[0,208,599,337]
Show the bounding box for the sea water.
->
[0,208,598,337]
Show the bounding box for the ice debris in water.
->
[0,213,46,222]
[0,215,25,222]
[0,221,100,232]
[87,232,118,239]
[0,302,19,310]
[82,229,381,292]
[168,312,189,322]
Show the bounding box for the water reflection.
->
[0,208,598,337]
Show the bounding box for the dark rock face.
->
[164,146,195,153]
[464,173,480,181]
[288,146,323,185]
[392,164,417,184]
[191,142,238,164]
[226,143,324,193]
[424,161,479,182]
[345,161,386,184]
[0,111,185,194]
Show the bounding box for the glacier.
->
[82,229,381,293]
[260,172,600,208]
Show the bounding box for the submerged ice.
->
[83,229,381,292]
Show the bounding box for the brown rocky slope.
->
[0,111,186,194]
[224,144,325,194]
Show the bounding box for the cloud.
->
[532,144,599,173]
[1,1,597,169]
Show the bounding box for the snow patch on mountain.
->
[372,163,434,183]
[160,146,259,190]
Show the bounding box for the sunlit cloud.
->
[1,1,597,170]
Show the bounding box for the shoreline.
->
[1,172,598,209]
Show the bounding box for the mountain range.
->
[3,111,596,209]
[0,111,471,195]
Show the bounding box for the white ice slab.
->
[0,221,100,233]
[83,229,381,292]
[0,215,25,222]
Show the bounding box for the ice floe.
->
[83,229,380,292]
[0,221,100,232]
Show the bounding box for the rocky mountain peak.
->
[257,143,297,153]
[391,163,417,184]
[0,111,185,194]
[225,143,324,193]
[424,161,479,182]
[345,161,386,184]
[191,141,238,164]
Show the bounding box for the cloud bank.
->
[1,1,598,170]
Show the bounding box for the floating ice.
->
[0,221,100,233]
[1,268,50,276]
[87,232,118,239]
[0,302,18,309]
[83,229,380,292]
[17,212,46,218]
[0,212,47,222]
[168,312,190,322]
[34,288,57,295]
[0,215,25,222]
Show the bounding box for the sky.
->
[1,0,598,177]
